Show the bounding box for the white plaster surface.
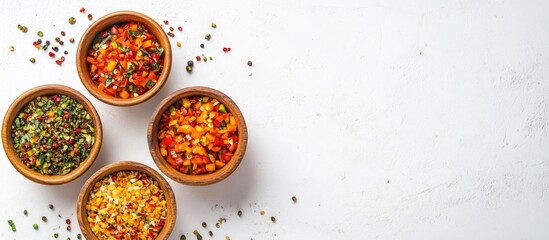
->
[1,0,549,239]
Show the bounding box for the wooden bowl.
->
[76,11,172,106]
[147,87,248,185]
[76,161,177,240]
[1,84,103,185]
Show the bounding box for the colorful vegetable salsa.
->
[11,95,95,175]
[86,171,167,239]
[158,96,239,175]
[87,22,164,99]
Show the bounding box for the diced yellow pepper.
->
[106,60,117,72]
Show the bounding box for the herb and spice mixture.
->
[87,22,164,99]
[158,96,239,175]
[11,95,95,175]
[86,171,167,239]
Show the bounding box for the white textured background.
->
[1,0,549,239]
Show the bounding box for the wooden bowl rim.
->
[1,84,103,185]
[76,10,172,106]
[147,86,248,186]
[76,161,177,240]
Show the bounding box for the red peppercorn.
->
[49,52,55,57]
[80,7,85,13]
[223,47,231,52]
[196,56,201,61]
[178,26,183,31]
[66,219,71,224]
[163,20,169,25]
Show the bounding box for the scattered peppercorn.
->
[193,230,203,240]
[223,47,231,52]
[66,219,71,224]
[59,40,64,46]
[87,14,93,21]
[64,50,68,55]
[8,220,16,232]
[202,222,207,228]
[54,233,59,238]
[67,238,71,240]
[68,17,76,24]
[46,40,51,46]
[247,61,253,66]
[226,236,230,240]
[24,209,28,215]
[271,216,276,222]
[177,42,182,47]
[9,46,15,51]
[196,56,201,61]
[238,210,242,217]
[187,60,194,67]
[168,32,175,37]
[55,37,61,43]
[211,23,217,28]
[60,31,66,36]
[33,223,39,230]
[260,210,265,215]
[178,26,183,31]
[209,231,213,237]
[77,233,82,239]
[37,31,44,37]
[42,216,47,222]
[37,39,43,44]
[17,24,29,33]
[205,34,211,40]
[49,204,54,210]
[80,7,85,13]
[49,52,55,57]
[52,46,59,52]
[67,225,72,231]
[69,37,75,43]
[200,43,204,48]
[209,56,213,61]
[180,234,186,240]
[163,20,169,25]
[292,196,297,202]
[186,65,193,73]
[169,27,174,32]
[30,58,36,63]
[56,56,66,65]
[215,223,220,228]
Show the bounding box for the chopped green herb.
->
[8,220,16,232]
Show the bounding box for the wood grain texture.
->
[76,161,177,240]
[76,11,172,106]
[147,86,248,185]
[1,84,103,185]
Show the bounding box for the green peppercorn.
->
[186,65,193,72]
[37,31,44,37]
[205,33,211,40]
[42,216,47,222]
[211,23,217,28]
[225,236,230,240]
[23,209,28,215]
[9,46,15,51]
[68,17,76,24]
[193,230,203,240]
[54,233,59,238]
[8,220,16,232]
[33,223,39,230]
[30,57,36,63]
